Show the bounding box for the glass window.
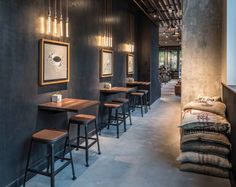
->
[159,51,165,67]
[159,49,178,71]
[170,51,178,71]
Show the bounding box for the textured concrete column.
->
[182,0,223,106]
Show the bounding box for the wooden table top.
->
[127,81,151,86]
[100,87,136,93]
[38,98,100,113]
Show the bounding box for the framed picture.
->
[127,54,134,75]
[100,49,113,77]
[39,39,70,86]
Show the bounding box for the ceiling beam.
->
[159,0,174,27]
[154,0,171,26]
[133,0,160,26]
[165,0,178,26]
[148,0,168,25]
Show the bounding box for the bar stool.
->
[137,89,149,112]
[63,114,101,167]
[23,129,76,187]
[129,92,145,117]
[112,98,132,126]
[101,102,126,138]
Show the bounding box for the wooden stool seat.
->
[70,114,96,124]
[112,98,129,103]
[104,102,123,108]
[32,129,67,143]
[130,92,144,96]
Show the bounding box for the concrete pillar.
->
[182,0,223,106]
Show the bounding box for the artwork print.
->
[127,54,134,74]
[40,39,70,85]
[101,49,113,77]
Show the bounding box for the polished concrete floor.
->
[26,80,231,187]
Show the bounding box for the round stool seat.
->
[137,89,149,94]
[70,114,96,124]
[104,102,123,108]
[130,92,144,97]
[32,129,67,143]
[112,98,129,103]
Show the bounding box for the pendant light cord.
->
[48,0,51,16]
[54,0,57,18]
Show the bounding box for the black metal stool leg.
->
[145,94,148,113]
[62,122,71,160]
[128,102,132,125]
[148,92,151,110]
[116,109,119,138]
[99,107,104,135]
[107,108,111,129]
[84,124,89,167]
[23,140,33,187]
[77,125,80,151]
[94,120,101,154]
[68,139,76,180]
[133,96,137,111]
[47,145,50,173]
[122,105,126,132]
[62,137,68,161]
[130,95,135,111]
[50,144,55,187]
[100,107,106,135]
[140,96,144,117]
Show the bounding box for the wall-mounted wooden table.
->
[100,87,136,94]
[38,98,100,113]
[126,81,151,86]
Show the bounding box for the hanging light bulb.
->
[47,0,51,34]
[53,0,57,35]
[66,0,69,37]
[60,17,63,37]
[59,0,63,37]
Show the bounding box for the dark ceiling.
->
[132,0,182,46]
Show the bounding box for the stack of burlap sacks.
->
[177,96,231,178]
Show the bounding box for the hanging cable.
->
[66,0,69,37]
[47,0,51,34]
[59,0,63,37]
[53,0,57,35]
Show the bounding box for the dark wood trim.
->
[222,82,236,94]
[127,53,135,75]
[39,39,70,86]
[100,49,113,78]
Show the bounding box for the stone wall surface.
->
[182,0,223,106]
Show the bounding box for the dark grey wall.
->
[135,12,161,103]
[0,0,160,186]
